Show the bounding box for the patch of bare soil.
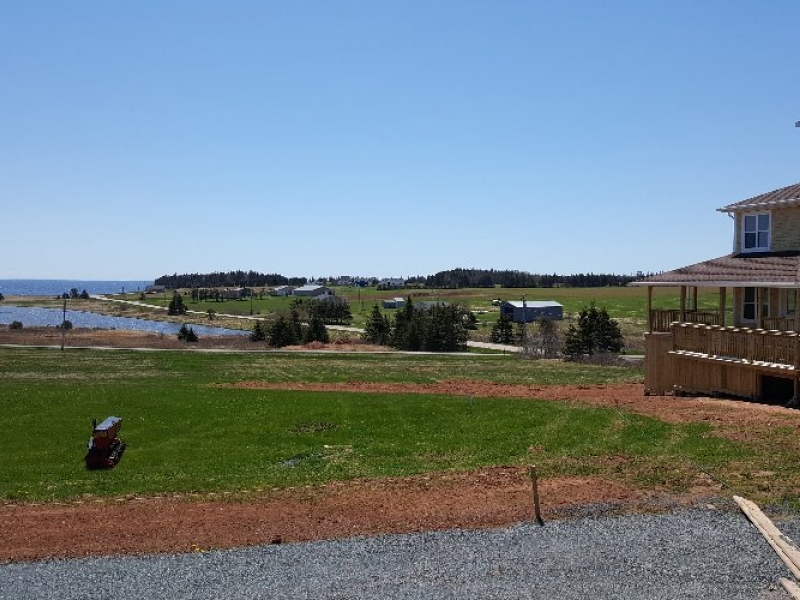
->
[1,467,693,563]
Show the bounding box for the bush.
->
[59,320,74,330]
[249,320,267,342]
[168,291,187,316]
[363,304,391,345]
[304,315,329,344]
[9,320,23,330]
[490,313,515,344]
[563,303,623,358]
[177,324,198,342]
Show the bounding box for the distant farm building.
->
[293,285,333,298]
[500,301,563,323]
[381,297,406,309]
[377,278,405,290]
[271,286,295,297]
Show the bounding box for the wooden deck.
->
[645,323,800,398]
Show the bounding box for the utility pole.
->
[60,292,67,351]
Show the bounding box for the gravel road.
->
[1,507,796,600]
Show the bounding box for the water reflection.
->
[0,305,247,337]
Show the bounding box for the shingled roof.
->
[718,182,800,212]
[631,253,800,287]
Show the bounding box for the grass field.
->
[5,346,799,507]
[105,284,722,328]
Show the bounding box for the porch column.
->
[692,286,698,311]
[719,287,726,327]
[679,286,686,323]
[647,286,653,333]
[757,288,763,330]
[795,289,799,333]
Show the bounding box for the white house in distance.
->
[293,285,333,299]
[377,278,405,290]
[500,300,564,323]
[270,286,295,297]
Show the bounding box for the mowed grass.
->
[1,346,787,505]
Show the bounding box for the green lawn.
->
[0,346,775,504]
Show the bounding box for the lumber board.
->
[782,577,800,600]
[734,496,800,581]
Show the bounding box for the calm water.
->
[0,305,247,337]
[0,279,153,297]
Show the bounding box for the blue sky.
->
[2,1,799,281]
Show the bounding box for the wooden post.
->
[692,286,698,311]
[795,289,799,333]
[647,286,653,333]
[679,286,686,323]
[719,287,727,327]
[528,465,544,526]
[757,288,763,330]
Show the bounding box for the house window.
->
[742,213,770,251]
[743,287,769,321]
[782,289,797,317]
[743,287,756,320]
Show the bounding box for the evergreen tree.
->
[363,304,391,345]
[563,303,623,358]
[168,291,187,315]
[304,315,329,344]
[490,313,515,344]
[249,320,267,342]
[268,315,299,348]
[177,324,198,342]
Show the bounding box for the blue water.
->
[0,305,247,337]
[0,280,153,297]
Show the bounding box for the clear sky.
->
[2,1,799,281]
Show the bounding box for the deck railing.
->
[671,323,800,367]
[762,317,798,332]
[649,309,721,333]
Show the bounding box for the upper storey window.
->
[742,213,770,252]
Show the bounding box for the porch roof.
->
[630,253,800,288]
[718,181,800,212]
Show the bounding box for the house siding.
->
[771,206,800,252]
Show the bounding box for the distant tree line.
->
[420,268,648,289]
[154,271,308,289]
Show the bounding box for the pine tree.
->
[490,313,515,344]
[249,320,267,342]
[168,291,187,315]
[363,304,391,345]
[304,315,329,344]
[563,303,623,358]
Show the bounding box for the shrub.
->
[168,291,187,316]
[563,303,623,358]
[177,324,198,342]
[9,320,23,330]
[363,304,391,345]
[490,313,515,344]
[249,320,267,342]
[59,320,74,330]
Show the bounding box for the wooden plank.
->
[734,495,800,580]
[782,578,800,600]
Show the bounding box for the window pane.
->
[745,232,756,248]
[757,231,768,247]
[744,304,755,320]
[745,287,755,302]
[744,215,756,231]
[758,214,770,231]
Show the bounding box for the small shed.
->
[381,297,406,309]
[500,300,563,323]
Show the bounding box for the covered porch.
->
[632,254,800,401]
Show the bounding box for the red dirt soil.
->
[4,378,795,563]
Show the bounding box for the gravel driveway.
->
[1,507,796,600]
